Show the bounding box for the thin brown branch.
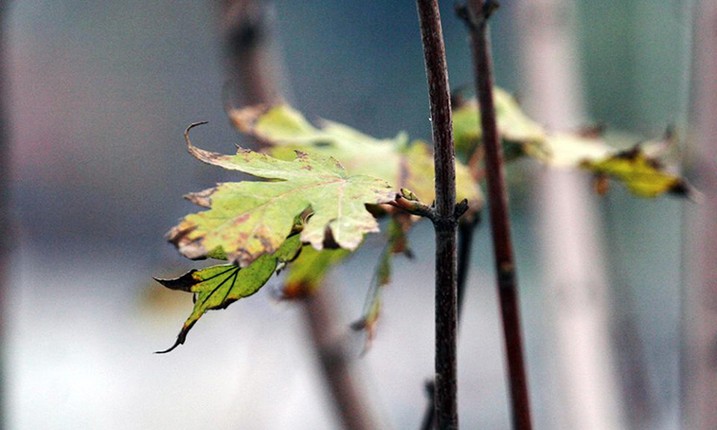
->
[461,1,533,429]
[419,218,480,430]
[415,1,459,428]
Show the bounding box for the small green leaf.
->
[168,128,396,267]
[155,235,302,353]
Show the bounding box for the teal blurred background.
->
[4,1,692,428]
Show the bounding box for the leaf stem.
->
[460,2,533,429]
[415,1,459,428]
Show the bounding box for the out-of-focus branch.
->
[0,3,10,426]
[220,0,281,105]
[681,3,717,429]
[304,289,380,430]
[218,2,379,429]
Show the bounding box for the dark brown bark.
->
[415,1,459,428]
[419,219,479,430]
[219,3,378,429]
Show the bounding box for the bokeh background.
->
[2,1,704,429]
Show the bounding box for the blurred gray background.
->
[3,1,692,429]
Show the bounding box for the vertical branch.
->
[219,3,378,429]
[415,1,459,429]
[0,3,9,425]
[419,218,479,430]
[460,2,533,429]
[681,2,717,429]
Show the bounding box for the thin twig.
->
[460,1,533,429]
[415,1,459,429]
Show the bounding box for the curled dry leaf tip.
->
[184,121,209,141]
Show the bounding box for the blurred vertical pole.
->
[0,2,8,428]
[682,2,717,429]
[516,1,625,429]
[218,2,379,429]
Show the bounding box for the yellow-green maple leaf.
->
[228,104,483,213]
[168,127,396,267]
